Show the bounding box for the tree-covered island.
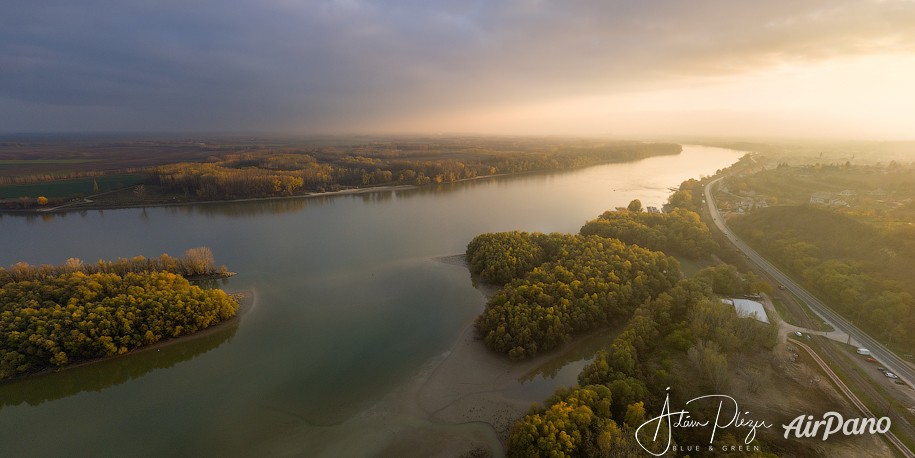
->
[0,248,239,379]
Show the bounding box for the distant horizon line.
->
[2,132,914,144]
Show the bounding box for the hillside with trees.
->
[731,205,915,351]
[0,249,238,379]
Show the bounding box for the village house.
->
[810,192,832,204]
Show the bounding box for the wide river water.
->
[0,145,742,457]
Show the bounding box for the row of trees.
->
[580,207,717,259]
[152,143,682,200]
[0,247,226,284]
[468,232,680,359]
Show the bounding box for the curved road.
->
[704,177,915,390]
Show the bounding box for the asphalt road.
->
[703,176,915,389]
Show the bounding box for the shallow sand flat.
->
[362,301,608,456]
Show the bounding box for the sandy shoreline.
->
[365,303,608,457]
[348,255,607,457]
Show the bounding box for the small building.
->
[838,189,857,197]
[867,188,888,197]
[647,206,661,214]
[809,192,832,205]
[721,298,770,324]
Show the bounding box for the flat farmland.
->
[0,174,147,199]
[0,137,244,177]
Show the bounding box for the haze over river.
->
[0,145,742,456]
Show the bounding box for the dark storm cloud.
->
[1,0,913,133]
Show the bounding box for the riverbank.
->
[19,171,529,214]
[4,148,683,214]
[21,184,421,214]
[0,290,255,384]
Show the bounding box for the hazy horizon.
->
[3,1,915,140]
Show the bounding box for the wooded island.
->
[0,248,238,379]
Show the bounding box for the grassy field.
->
[0,174,146,199]
[673,254,715,278]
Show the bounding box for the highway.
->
[703,176,915,390]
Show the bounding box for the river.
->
[0,145,742,457]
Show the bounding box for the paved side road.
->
[703,177,915,390]
[757,293,857,346]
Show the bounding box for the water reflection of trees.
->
[518,330,617,383]
[166,198,312,218]
[190,276,231,290]
[0,320,237,409]
[7,168,564,222]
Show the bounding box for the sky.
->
[2,0,914,139]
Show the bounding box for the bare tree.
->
[183,246,215,276]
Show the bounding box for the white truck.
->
[856,348,871,356]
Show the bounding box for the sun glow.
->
[384,53,915,139]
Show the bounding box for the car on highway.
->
[865,357,877,363]
[885,372,899,379]
[877,367,888,373]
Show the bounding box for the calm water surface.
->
[0,145,741,456]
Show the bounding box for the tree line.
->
[0,250,238,379]
[152,143,682,200]
[0,247,227,284]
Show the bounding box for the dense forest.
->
[580,207,717,258]
[507,272,777,456]
[468,232,680,359]
[467,201,719,360]
[467,198,785,455]
[0,250,238,379]
[731,205,915,351]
